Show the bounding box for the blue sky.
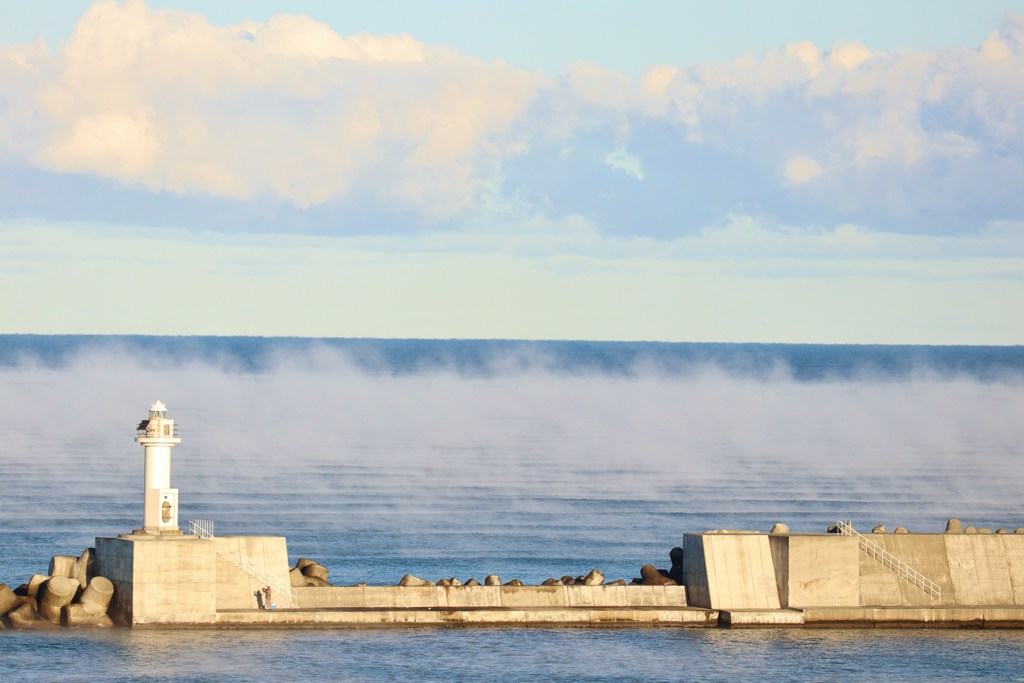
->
[1,1,1022,343]
[2,1,1018,75]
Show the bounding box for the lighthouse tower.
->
[135,400,182,535]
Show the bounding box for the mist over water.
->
[2,337,1022,582]
[2,337,1023,681]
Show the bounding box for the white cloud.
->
[41,110,161,177]
[784,155,823,184]
[567,61,639,112]
[0,4,1023,239]
[604,148,644,180]
[3,0,540,215]
[252,15,426,63]
[641,65,677,101]
[981,12,1024,64]
[828,42,873,71]
[981,32,1013,63]
[785,40,823,77]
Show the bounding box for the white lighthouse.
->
[135,400,182,535]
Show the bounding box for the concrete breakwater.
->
[681,518,1024,626]
[5,518,1024,629]
[91,531,699,628]
[0,533,696,629]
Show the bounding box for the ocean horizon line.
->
[1,332,1021,349]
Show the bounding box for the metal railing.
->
[836,520,941,599]
[189,519,215,539]
[136,426,181,438]
[188,519,297,607]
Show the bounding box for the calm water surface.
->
[3,628,1024,682]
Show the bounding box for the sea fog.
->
[1,337,1022,588]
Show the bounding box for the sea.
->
[1,335,1023,682]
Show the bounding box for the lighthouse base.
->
[96,535,216,625]
[94,533,290,627]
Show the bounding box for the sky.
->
[1,1,1022,343]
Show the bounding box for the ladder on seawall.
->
[836,520,941,599]
[189,519,297,607]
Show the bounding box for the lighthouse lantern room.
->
[135,400,182,535]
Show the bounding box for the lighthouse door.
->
[158,489,179,529]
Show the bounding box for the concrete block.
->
[74,549,95,589]
[0,584,20,616]
[301,563,330,582]
[683,533,780,609]
[26,574,49,598]
[945,535,1014,605]
[768,535,789,607]
[61,603,114,628]
[290,568,306,587]
[49,556,77,579]
[5,602,56,629]
[1000,535,1024,605]
[38,576,78,623]
[771,535,859,608]
[682,534,711,607]
[80,576,114,615]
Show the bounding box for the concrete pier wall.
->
[684,532,1024,610]
[87,529,1024,628]
[207,605,717,629]
[295,585,688,610]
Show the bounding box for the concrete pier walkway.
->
[130,605,1024,629]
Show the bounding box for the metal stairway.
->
[836,520,941,599]
[189,520,297,607]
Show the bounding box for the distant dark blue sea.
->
[2,336,1023,681]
